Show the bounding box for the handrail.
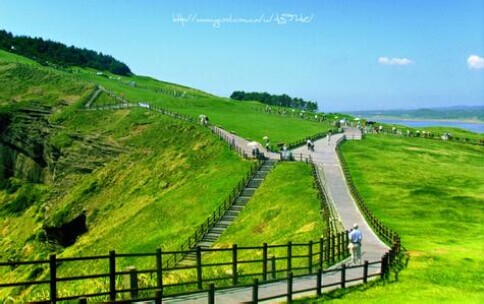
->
[335,138,402,253]
[308,155,344,236]
[163,159,264,268]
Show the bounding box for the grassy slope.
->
[0,55,255,299]
[0,51,332,300]
[315,136,483,303]
[198,162,325,285]
[216,162,324,246]
[73,69,333,146]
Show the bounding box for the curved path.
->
[290,129,389,263]
[210,126,281,160]
[163,129,389,303]
[85,99,390,302]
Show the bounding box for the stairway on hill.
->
[182,159,277,262]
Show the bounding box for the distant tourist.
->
[348,223,362,265]
[327,131,332,145]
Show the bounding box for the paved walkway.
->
[210,126,281,160]
[86,100,389,302]
[162,128,388,303]
[291,129,389,263]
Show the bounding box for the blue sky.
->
[0,0,483,111]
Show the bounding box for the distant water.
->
[371,119,484,133]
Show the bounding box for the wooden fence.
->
[336,138,402,251]
[162,159,262,268]
[1,233,352,303]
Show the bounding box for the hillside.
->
[0,30,131,75]
[0,49,334,300]
[317,135,484,303]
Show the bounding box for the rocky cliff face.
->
[0,107,54,184]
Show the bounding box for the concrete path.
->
[210,126,281,160]
[163,262,382,303]
[161,128,389,303]
[86,99,389,302]
[290,129,389,263]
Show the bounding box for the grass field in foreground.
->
[302,135,484,303]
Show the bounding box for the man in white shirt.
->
[348,223,362,265]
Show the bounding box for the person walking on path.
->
[327,131,332,145]
[348,223,362,265]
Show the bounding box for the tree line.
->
[0,30,131,76]
[230,91,318,111]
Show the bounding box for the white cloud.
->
[378,57,412,66]
[467,55,484,70]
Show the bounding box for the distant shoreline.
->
[362,116,484,124]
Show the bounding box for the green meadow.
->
[302,135,484,303]
[0,51,330,300]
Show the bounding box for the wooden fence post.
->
[208,283,215,304]
[331,235,336,264]
[156,248,163,298]
[232,244,238,285]
[363,260,369,284]
[287,272,293,303]
[316,268,322,297]
[287,241,292,275]
[155,289,162,304]
[338,232,342,260]
[341,264,346,288]
[125,266,138,299]
[308,240,313,274]
[262,243,268,281]
[271,256,276,280]
[196,246,203,290]
[252,278,259,304]
[380,253,387,280]
[319,237,324,269]
[49,254,57,303]
[109,250,116,301]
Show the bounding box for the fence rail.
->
[1,233,352,303]
[163,159,263,268]
[336,138,401,251]
[309,155,344,238]
[0,90,407,302]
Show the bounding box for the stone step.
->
[221,215,236,222]
[241,188,256,197]
[209,227,226,234]
[197,242,213,248]
[260,165,274,171]
[255,171,269,178]
[202,237,219,243]
[234,197,250,205]
[247,179,263,188]
[231,205,245,211]
[225,210,240,217]
[215,221,232,228]
[204,232,222,238]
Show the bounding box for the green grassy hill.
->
[314,135,483,303]
[0,50,331,300]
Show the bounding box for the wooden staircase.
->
[182,159,277,262]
